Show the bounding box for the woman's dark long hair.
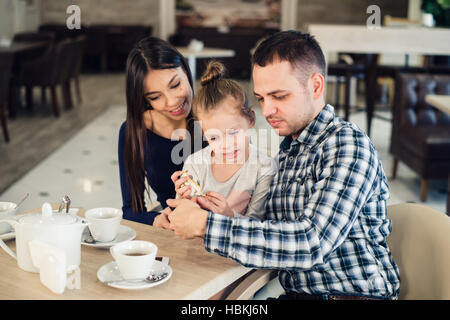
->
[124,37,194,213]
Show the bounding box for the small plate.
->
[0,231,15,241]
[81,225,136,248]
[97,260,172,290]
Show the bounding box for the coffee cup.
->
[85,207,122,242]
[0,202,18,234]
[110,240,158,280]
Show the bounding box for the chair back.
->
[393,73,450,129]
[0,54,14,105]
[12,31,55,45]
[68,35,86,78]
[387,203,450,299]
[53,38,76,84]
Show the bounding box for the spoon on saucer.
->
[14,193,29,210]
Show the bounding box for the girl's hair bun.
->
[200,60,225,86]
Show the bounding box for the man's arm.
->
[203,128,379,270]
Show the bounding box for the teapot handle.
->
[0,238,17,260]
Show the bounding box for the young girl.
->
[171,61,277,220]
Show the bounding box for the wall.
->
[0,0,41,39]
[40,0,159,35]
[296,0,409,31]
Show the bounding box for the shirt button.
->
[288,156,294,162]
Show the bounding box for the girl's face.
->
[143,67,193,120]
[199,96,254,164]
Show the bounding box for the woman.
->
[118,37,205,225]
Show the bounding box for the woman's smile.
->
[169,100,187,116]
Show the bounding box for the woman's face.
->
[143,67,193,120]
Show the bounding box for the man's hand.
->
[153,207,173,230]
[197,192,234,217]
[166,198,208,239]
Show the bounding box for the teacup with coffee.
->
[85,207,122,242]
[110,240,158,280]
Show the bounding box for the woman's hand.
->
[171,171,192,199]
[196,192,234,217]
[153,207,173,230]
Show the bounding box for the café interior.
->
[0,0,449,300]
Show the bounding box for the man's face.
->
[252,60,316,139]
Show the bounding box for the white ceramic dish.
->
[81,225,136,249]
[97,260,172,290]
[0,231,15,241]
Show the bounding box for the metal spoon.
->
[63,195,71,213]
[104,272,169,286]
[14,193,29,210]
[57,200,65,213]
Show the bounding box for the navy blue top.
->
[118,121,202,225]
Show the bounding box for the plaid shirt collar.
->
[280,104,335,152]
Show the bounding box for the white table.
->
[425,94,450,115]
[307,24,450,136]
[176,47,235,81]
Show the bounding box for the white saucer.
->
[0,231,15,241]
[81,225,136,248]
[97,260,172,290]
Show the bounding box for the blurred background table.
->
[425,94,450,115]
[308,24,450,137]
[176,47,235,82]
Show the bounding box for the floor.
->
[0,74,447,215]
[0,73,126,195]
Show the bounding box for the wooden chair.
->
[0,54,14,142]
[225,269,278,300]
[11,38,74,117]
[387,203,450,299]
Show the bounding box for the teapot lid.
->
[18,202,77,225]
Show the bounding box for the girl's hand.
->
[153,207,173,230]
[196,192,234,217]
[170,171,192,199]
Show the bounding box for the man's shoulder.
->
[318,117,373,151]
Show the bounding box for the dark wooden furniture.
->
[0,53,13,142]
[38,24,153,72]
[0,41,49,118]
[390,73,450,202]
[11,39,75,117]
[170,26,279,79]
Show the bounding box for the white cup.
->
[85,208,122,242]
[421,13,435,27]
[0,202,18,234]
[110,240,158,280]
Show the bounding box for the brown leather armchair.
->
[390,73,450,201]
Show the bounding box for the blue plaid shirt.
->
[203,104,400,298]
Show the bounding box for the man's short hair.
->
[252,30,326,85]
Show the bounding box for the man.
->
[157,30,401,300]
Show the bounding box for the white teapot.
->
[0,202,87,273]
